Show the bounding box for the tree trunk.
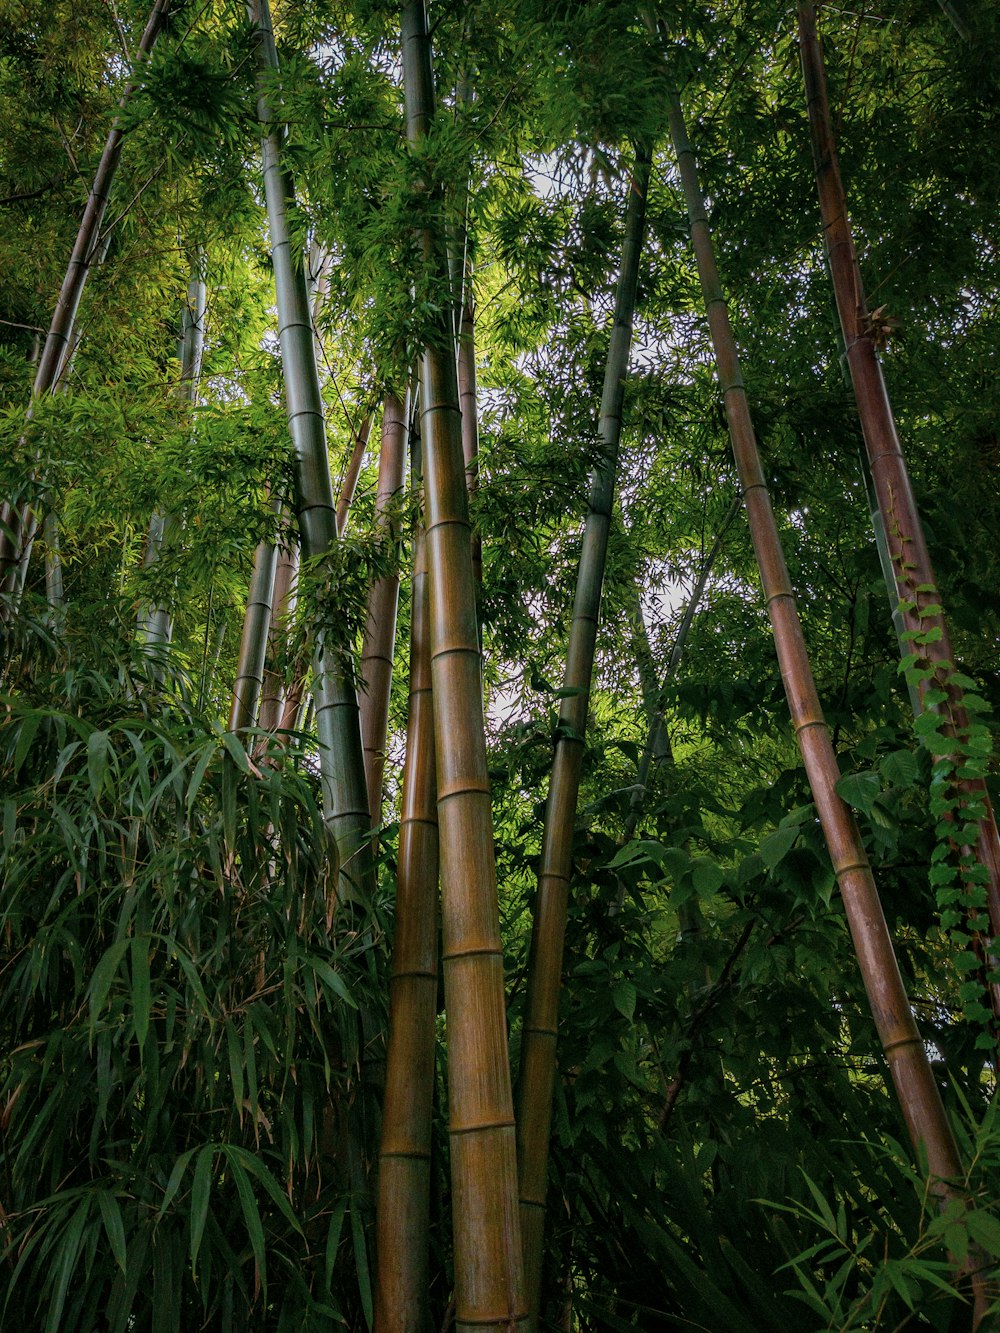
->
[249,0,372,902]
[798,1,1000,1029]
[516,143,650,1330]
[667,86,971,1214]
[360,390,409,826]
[0,0,172,607]
[401,5,527,1328]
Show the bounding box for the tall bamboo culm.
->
[401,4,527,1328]
[257,539,299,734]
[249,0,372,899]
[457,296,482,588]
[360,391,409,824]
[0,0,172,608]
[229,500,281,735]
[515,145,650,1329]
[667,88,978,1237]
[139,260,208,658]
[798,2,1000,1024]
[374,436,439,1333]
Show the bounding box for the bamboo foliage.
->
[0,0,172,609]
[666,89,970,1205]
[401,3,527,1327]
[360,391,409,825]
[515,144,650,1328]
[374,441,439,1333]
[798,2,1000,1024]
[249,0,372,900]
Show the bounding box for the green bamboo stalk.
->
[257,538,299,735]
[138,260,207,660]
[374,435,439,1333]
[0,0,172,607]
[402,5,526,1328]
[515,144,650,1329]
[457,294,482,588]
[229,500,281,736]
[360,391,409,826]
[798,1,1000,1025]
[667,87,970,1208]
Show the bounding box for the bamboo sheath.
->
[515,145,650,1328]
[798,3,1000,1006]
[249,0,372,899]
[139,261,208,656]
[360,392,409,825]
[0,0,172,605]
[667,92,967,1191]
[374,454,439,1333]
[401,4,527,1327]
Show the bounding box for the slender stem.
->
[516,144,650,1330]
[668,88,967,1203]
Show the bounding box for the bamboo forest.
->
[3,0,1000,1327]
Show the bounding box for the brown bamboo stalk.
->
[360,391,409,826]
[515,144,651,1328]
[374,447,439,1333]
[257,538,299,735]
[457,295,482,588]
[0,0,172,605]
[336,414,373,537]
[667,88,969,1202]
[402,5,527,1328]
[798,2,1000,1022]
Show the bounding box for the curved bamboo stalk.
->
[138,259,208,660]
[667,88,968,1200]
[402,5,527,1328]
[515,145,650,1328]
[798,2,1000,1023]
[249,0,372,900]
[360,391,409,826]
[336,413,374,538]
[229,501,281,735]
[0,0,172,607]
[374,442,439,1333]
[257,538,299,735]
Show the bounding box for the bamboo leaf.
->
[350,1198,374,1329]
[131,933,151,1050]
[221,1146,267,1296]
[189,1144,215,1271]
[97,1190,128,1273]
[89,937,131,1031]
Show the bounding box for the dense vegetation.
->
[1,0,999,1329]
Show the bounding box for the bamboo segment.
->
[360,391,409,825]
[374,459,439,1333]
[516,146,650,1328]
[667,91,967,1193]
[0,0,172,606]
[258,538,299,735]
[457,297,482,587]
[229,506,280,735]
[249,0,372,898]
[401,5,527,1328]
[336,414,374,538]
[798,2,1000,1019]
[139,260,208,658]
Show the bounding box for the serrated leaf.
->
[834,770,881,814]
[880,749,918,788]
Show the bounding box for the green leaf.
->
[97,1191,128,1273]
[612,980,636,1021]
[691,857,724,897]
[880,749,919,788]
[834,770,881,814]
[966,1209,1000,1256]
[89,937,132,1030]
[131,933,151,1049]
[760,826,797,869]
[189,1144,214,1272]
[222,1147,267,1296]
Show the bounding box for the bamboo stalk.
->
[0,0,172,607]
[336,414,374,537]
[249,0,372,900]
[457,295,482,588]
[667,88,969,1205]
[360,391,409,826]
[515,145,650,1329]
[138,259,208,660]
[257,538,299,735]
[229,503,281,735]
[798,1,1000,1025]
[401,5,527,1328]
[374,436,439,1333]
